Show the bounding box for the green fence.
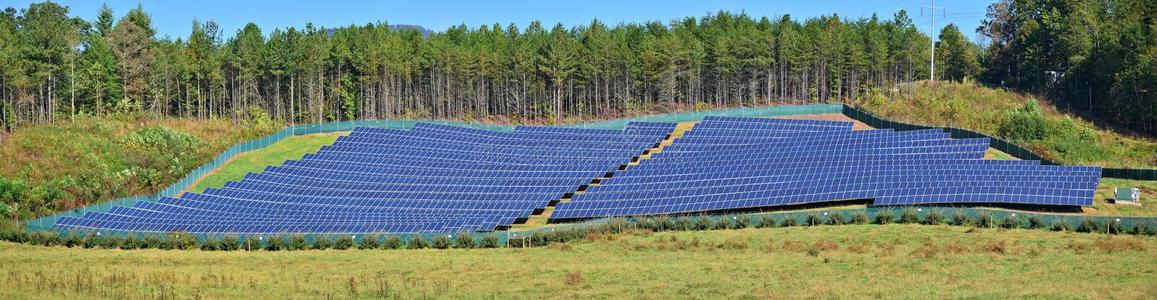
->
[842,105,1157,180]
[23,104,841,236]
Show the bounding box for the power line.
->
[921,0,945,81]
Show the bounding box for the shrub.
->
[826,213,846,225]
[805,214,822,226]
[358,235,382,250]
[1051,220,1072,232]
[407,235,428,249]
[1131,222,1150,235]
[221,236,242,251]
[168,232,199,250]
[874,210,894,224]
[899,208,920,224]
[1077,218,1102,233]
[1027,216,1047,229]
[334,236,355,250]
[951,211,972,226]
[657,216,676,231]
[455,232,476,249]
[481,234,501,248]
[976,213,996,228]
[712,217,732,230]
[200,237,222,251]
[120,236,141,250]
[141,235,164,249]
[264,235,289,251]
[851,212,869,225]
[290,235,309,250]
[100,236,123,249]
[735,215,752,229]
[382,236,404,249]
[1001,215,1023,229]
[757,215,777,228]
[923,210,945,225]
[695,216,713,230]
[64,233,83,248]
[1106,220,1123,234]
[311,236,333,250]
[781,216,798,227]
[431,235,452,249]
[676,217,695,231]
[999,99,1052,141]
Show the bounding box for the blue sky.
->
[9,0,992,41]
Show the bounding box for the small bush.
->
[1027,216,1046,229]
[657,216,676,231]
[141,235,163,249]
[264,235,289,251]
[407,235,428,249]
[481,234,501,248]
[735,215,752,229]
[334,236,355,250]
[1106,220,1123,234]
[977,213,997,228]
[358,235,382,250]
[951,211,972,226]
[431,235,452,249]
[874,210,894,224]
[827,213,846,225]
[120,236,141,250]
[383,236,405,249]
[1051,220,1072,232]
[168,232,199,250]
[200,237,222,251]
[757,215,777,228]
[712,217,732,230]
[1131,222,1150,235]
[221,236,242,251]
[923,210,944,225]
[311,236,333,250]
[899,208,920,224]
[1077,218,1102,233]
[455,232,476,249]
[781,216,798,227]
[1001,215,1023,229]
[676,217,695,231]
[289,235,309,250]
[695,216,713,230]
[851,212,869,225]
[804,214,822,226]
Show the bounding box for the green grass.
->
[188,133,344,193]
[1092,178,1157,216]
[859,81,1156,168]
[0,225,1152,299]
[985,148,1017,160]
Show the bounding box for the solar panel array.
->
[53,122,674,234]
[550,116,1100,220]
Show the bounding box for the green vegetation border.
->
[23,104,842,233]
[843,105,1157,180]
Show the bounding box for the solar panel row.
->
[549,117,1100,220]
[52,122,673,235]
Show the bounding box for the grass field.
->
[0,225,1152,299]
[188,133,344,193]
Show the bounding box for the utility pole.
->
[923,0,945,81]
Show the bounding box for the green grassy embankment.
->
[859,81,1156,168]
[0,115,280,219]
[188,133,344,193]
[0,225,1151,299]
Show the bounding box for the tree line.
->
[977,0,1155,135]
[1,2,942,130]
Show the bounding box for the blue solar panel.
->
[54,122,674,235]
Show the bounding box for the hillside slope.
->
[857,81,1156,168]
[0,115,279,219]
